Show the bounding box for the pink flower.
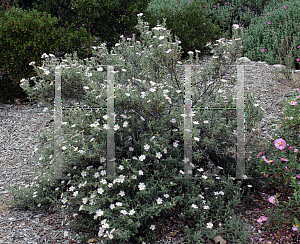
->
[289,100,298,105]
[274,138,286,150]
[262,155,273,164]
[280,157,288,162]
[267,21,270,25]
[257,152,264,157]
[292,225,299,232]
[289,146,293,150]
[268,196,278,206]
[265,174,268,178]
[267,13,269,15]
[261,49,265,52]
[284,6,287,9]
[297,59,300,62]
[257,216,268,223]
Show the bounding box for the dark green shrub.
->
[24,0,153,59]
[0,6,98,104]
[143,0,228,60]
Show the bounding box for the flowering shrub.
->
[4,13,270,244]
[252,87,300,239]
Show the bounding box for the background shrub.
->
[199,0,300,69]
[142,0,228,60]
[239,0,300,69]
[0,6,98,104]
[9,0,153,61]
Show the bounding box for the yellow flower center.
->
[279,142,282,145]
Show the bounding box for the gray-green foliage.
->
[240,0,300,67]
[201,0,300,67]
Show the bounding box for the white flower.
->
[207,222,213,228]
[139,155,146,161]
[69,186,75,191]
[100,179,107,184]
[96,209,104,216]
[203,205,210,210]
[138,182,146,191]
[232,24,240,29]
[137,13,143,17]
[191,204,198,209]
[102,223,109,229]
[150,225,155,230]
[144,144,150,151]
[156,152,162,159]
[156,198,163,204]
